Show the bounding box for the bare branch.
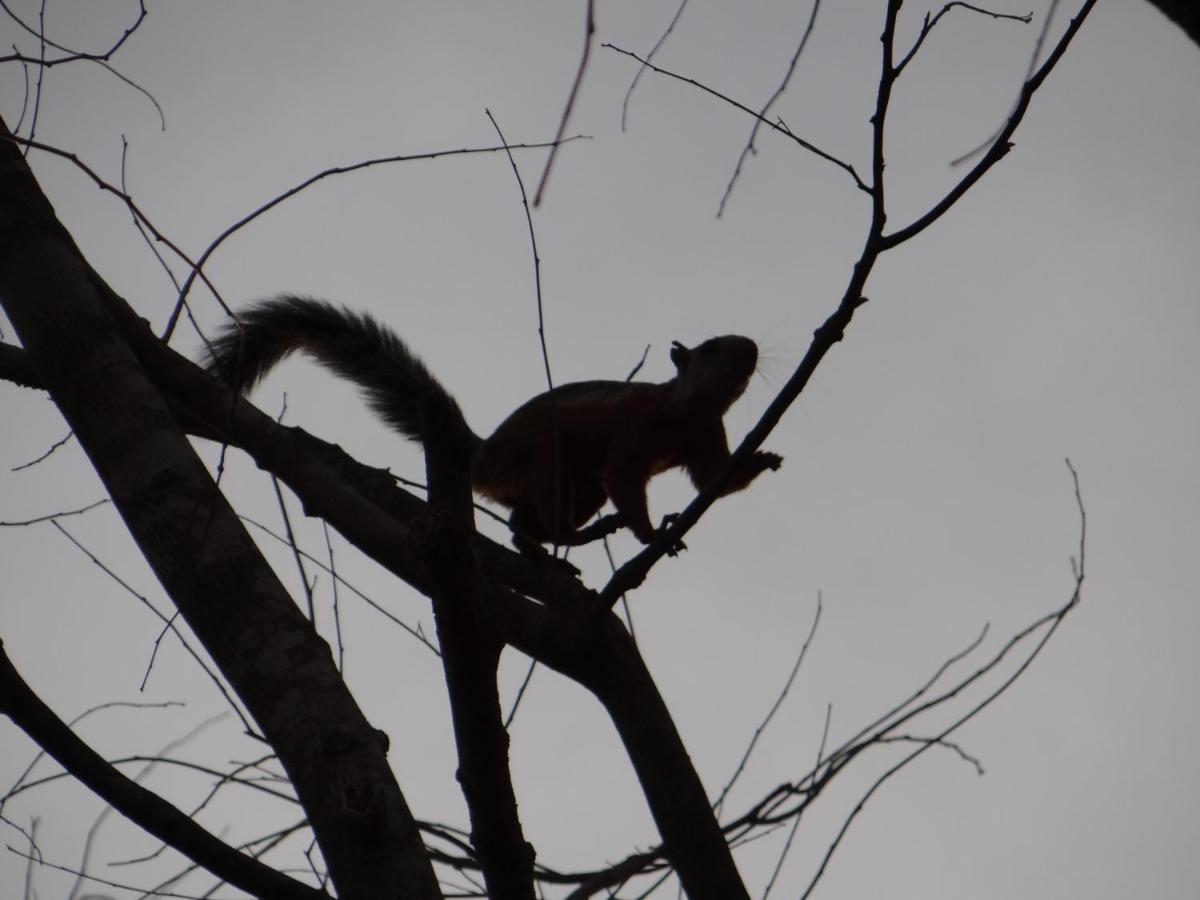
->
[894,3,1032,75]
[321,522,346,673]
[883,0,1097,247]
[0,0,147,66]
[68,712,227,900]
[48,520,257,734]
[10,430,75,472]
[163,133,590,340]
[486,110,555,395]
[605,43,868,194]
[532,0,595,207]
[0,499,107,526]
[239,514,440,657]
[713,595,822,814]
[0,641,328,900]
[718,0,822,217]
[620,0,691,130]
[1,133,229,322]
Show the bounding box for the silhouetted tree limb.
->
[1145,0,1199,46]
[0,113,441,900]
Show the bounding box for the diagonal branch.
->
[0,640,327,900]
[532,0,595,207]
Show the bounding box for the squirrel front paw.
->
[754,451,783,472]
[657,514,688,557]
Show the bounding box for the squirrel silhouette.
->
[204,295,782,554]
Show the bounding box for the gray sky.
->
[2,2,1198,898]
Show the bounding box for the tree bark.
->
[0,119,442,900]
[423,393,537,899]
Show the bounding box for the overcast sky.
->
[2,2,1198,898]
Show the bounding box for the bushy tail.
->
[204,295,481,453]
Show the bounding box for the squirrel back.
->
[204,296,781,551]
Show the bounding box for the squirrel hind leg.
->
[508,484,612,551]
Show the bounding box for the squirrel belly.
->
[203,295,782,553]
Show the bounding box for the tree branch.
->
[0,640,327,900]
[421,332,536,899]
[0,114,442,900]
[604,43,868,194]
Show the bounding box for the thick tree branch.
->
[0,641,326,900]
[422,377,536,899]
[0,115,442,900]
[0,338,41,388]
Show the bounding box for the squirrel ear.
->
[670,340,690,372]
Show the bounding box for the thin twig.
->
[49,521,257,734]
[271,401,317,623]
[886,0,1093,245]
[68,713,227,900]
[9,430,75,472]
[719,0,822,217]
[0,0,147,65]
[0,498,107,526]
[1,701,185,819]
[240,514,440,656]
[163,135,588,342]
[503,658,539,729]
[798,466,1085,898]
[1,132,229,321]
[604,43,868,194]
[714,595,822,814]
[5,846,221,900]
[487,108,569,576]
[895,3,1032,75]
[621,0,691,131]
[323,521,346,673]
[533,0,594,207]
[761,703,830,898]
[486,111,554,395]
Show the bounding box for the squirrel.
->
[203,295,782,554]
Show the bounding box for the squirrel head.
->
[669,335,758,412]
